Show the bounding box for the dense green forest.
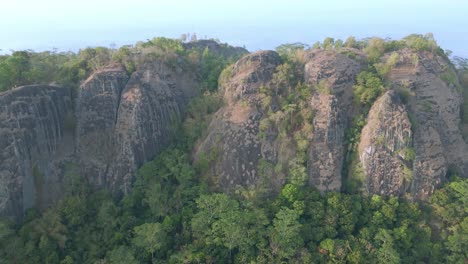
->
[0,35,467,263]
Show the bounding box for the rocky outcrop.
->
[104,60,198,193]
[197,49,362,193]
[0,85,73,219]
[358,90,413,195]
[356,49,468,199]
[385,49,468,199]
[183,39,247,58]
[196,50,283,191]
[76,65,129,188]
[0,40,247,220]
[1,42,467,220]
[305,50,361,192]
[0,61,199,220]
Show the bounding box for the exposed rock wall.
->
[356,49,468,198]
[0,60,200,219]
[304,51,361,192]
[105,61,198,193]
[76,66,129,188]
[1,44,467,220]
[385,49,468,199]
[196,51,283,191]
[0,85,73,219]
[0,41,246,220]
[198,48,467,198]
[358,90,413,195]
[196,50,362,193]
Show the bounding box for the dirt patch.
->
[228,103,252,124]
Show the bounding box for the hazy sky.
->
[1,0,467,56]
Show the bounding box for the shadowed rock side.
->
[0,61,199,219]
[304,50,361,192]
[196,50,283,191]
[105,60,199,193]
[359,90,413,195]
[0,41,246,220]
[0,85,73,219]
[76,65,129,188]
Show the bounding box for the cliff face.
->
[304,50,361,192]
[197,48,467,197]
[76,66,129,188]
[0,85,74,219]
[104,60,198,193]
[0,40,245,219]
[0,61,199,219]
[384,49,468,199]
[358,90,413,195]
[196,50,362,193]
[196,51,283,191]
[1,42,467,220]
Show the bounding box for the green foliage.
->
[271,207,303,259]
[401,147,416,162]
[353,71,385,106]
[322,37,335,50]
[106,246,138,264]
[0,50,85,91]
[0,36,245,94]
[374,52,399,77]
[440,68,458,87]
[397,85,412,104]
[133,222,167,262]
[275,42,308,61]
[112,45,136,74]
[199,48,231,92]
[345,114,367,147]
[2,161,466,263]
[183,93,223,145]
[364,38,386,64]
[403,33,438,52]
[430,178,468,263]
[315,79,332,95]
[344,36,357,48]
[384,40,405,52]
[402,165,413,182]
[347,153,366,193]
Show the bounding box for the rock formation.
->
[196,49,363,193]
[75,65,129,188]
[1,41,467,221]
[358,90,413,195]
[0,85,74,219]
[304,50,361,192]
[196,50,283,191]
[384,49,468,199]
[0,42,246,220]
